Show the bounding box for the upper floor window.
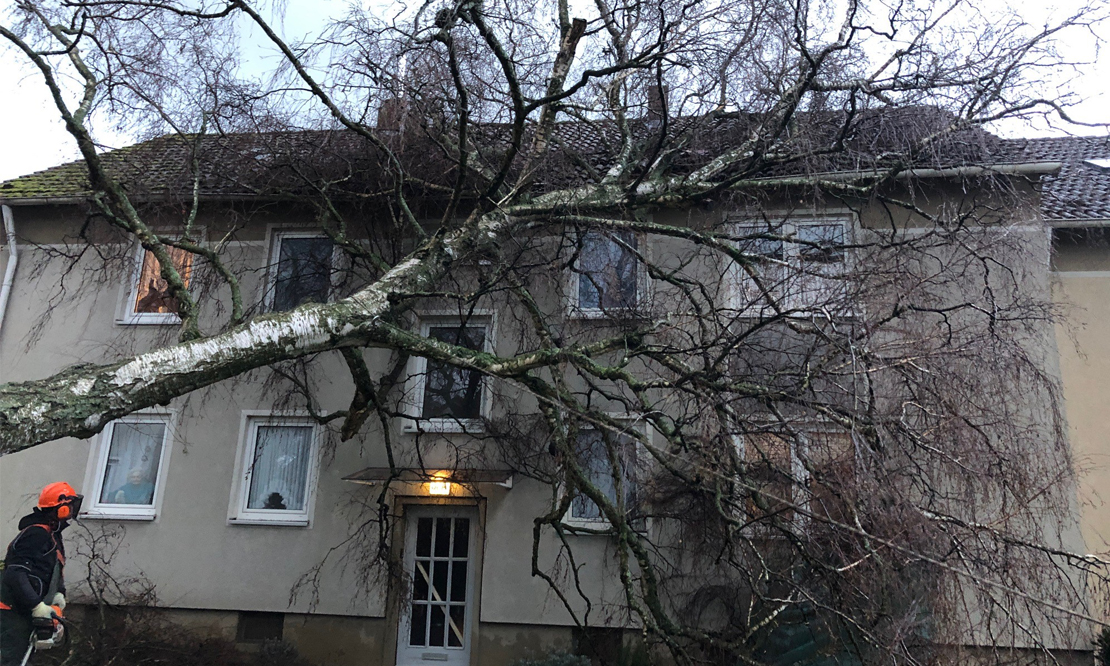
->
[82,413,174,521]
[229,413,320,526]
[567,424,645,527]
[730,216,849,316]
[571,231,641,314]
[120,244,193,325]
[404,317,492,433]
[267,231,334,312]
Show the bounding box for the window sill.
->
[80,511,156,522]
[567,306,642,320]
[228,516,310,527]
[116,315,182,326]
[401,418,485,434]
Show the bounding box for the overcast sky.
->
[0,0,1106,183]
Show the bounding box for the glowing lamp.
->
[427,472,452,496]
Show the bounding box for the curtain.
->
[99,422,165,505]
[246,425,313,511]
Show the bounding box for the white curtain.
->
[246,425,313,511]
[99,422,165,505]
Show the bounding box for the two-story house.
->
[1,119,1106,665]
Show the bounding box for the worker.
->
[0,482,82,665]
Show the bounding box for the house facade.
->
[0,127,1107,665]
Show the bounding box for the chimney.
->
[377,96,407,133]
[647,84,668,127]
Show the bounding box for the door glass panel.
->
[434,518,451,556]
[413,562,429,601]
[416,518,433,557]
[429,606,446,647]
[409,604,427,646]
[433,561,449,600]
[448,606,466,648]
[450,562,467,602]
[452,519,469,557]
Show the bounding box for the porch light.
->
[427,472,452,496]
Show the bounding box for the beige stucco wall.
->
[1051,239,1110,623]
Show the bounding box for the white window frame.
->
[117,238,200,326]
[727,214,853,317]
[567,229,649,319]
[564,418,650,530]
[227,411,322,527]
[262,227,339,312]
[81,411,176,521]
[401,313,495,434]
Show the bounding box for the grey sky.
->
[0,0,1106,182]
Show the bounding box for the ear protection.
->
[56,504,72,520]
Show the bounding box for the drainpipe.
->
[0,204,18,339]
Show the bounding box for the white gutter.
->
[0,204,18,339]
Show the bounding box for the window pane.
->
[433,561,449,601]
[413,560,430,601]
[421,326,485,420]
[570,429,637,521]
[409,604,428,646]
[273,237,333,311]
[796,224,845,264]
[246,425,313,511]
[452,518,469,558]
[429,606,446,647]
[448,605,465,648]
[133,246,193,314]
[450,561,468,602]
[99,422,165,506]
[735,225,784,261]
[416,517,433,557]
[434,518,452,557]
[577,232,638,309]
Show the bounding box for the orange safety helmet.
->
[38,482,83,520]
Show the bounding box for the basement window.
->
[237,611,284,642]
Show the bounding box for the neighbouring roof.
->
[997,136,1110,221]
[1,109,1107,221]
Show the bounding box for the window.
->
[571,231,641,314]
[237,612,284,642]
[567,425,644,526]
[230,414,320,526]
[267,231,334,311]
[82,413,174,520]
[120,244,194,324]
[729,217,849,316]
[404,318,491,432]
[737,429,854,533]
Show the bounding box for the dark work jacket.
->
[0,511,66,613]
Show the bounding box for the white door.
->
[397,506,478,666]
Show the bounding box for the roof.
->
[1,111,1107,221]
[997,136,1110,221]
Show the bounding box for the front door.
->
[397,506,478,666]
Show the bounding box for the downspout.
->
[0,204,18,339]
